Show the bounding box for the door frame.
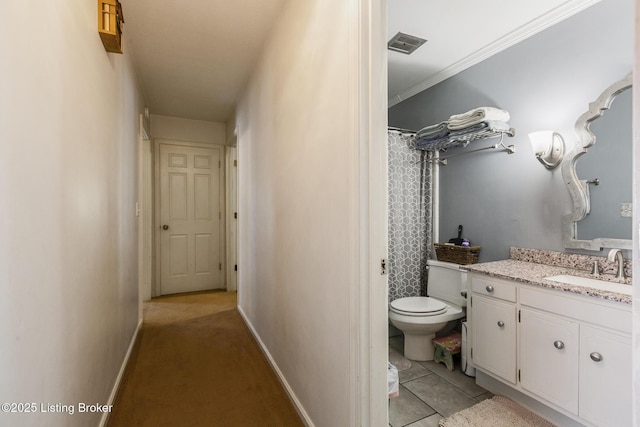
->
[138,113,152,311]
[153,138,227,296]
[632,3,640,422]
[224,145,238,292]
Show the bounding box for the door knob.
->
[553,340,565,350]
[485,285,494,293]
[497,321,505,328]
[162,224,169,230]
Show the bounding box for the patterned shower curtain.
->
[387,129,433,302]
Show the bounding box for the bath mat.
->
[388,347,412,371]
[439,396,556,427]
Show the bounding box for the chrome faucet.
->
[591,260,600,277]
[607,249,626,279]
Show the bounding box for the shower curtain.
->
[387,129,433,302]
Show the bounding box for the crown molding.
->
[388,0,601,108]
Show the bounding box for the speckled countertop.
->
[461,248,632,304]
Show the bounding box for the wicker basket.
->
[434,243,481,265]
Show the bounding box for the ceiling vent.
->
[388,32,427,55]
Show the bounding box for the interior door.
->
[159,143,224,294]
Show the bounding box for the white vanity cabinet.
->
[470,277,517,384]
[469,273,632,427]
[578,325,631,427]
[519,308,579,414]
[472,295,517,383]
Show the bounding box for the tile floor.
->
[389,335,492,427]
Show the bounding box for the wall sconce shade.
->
[528,130,565,169]
[98,0,124,54]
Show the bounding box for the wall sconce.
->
[98,0,124,54]
[528,130,565,169]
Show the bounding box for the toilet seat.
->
[390,297,447,317]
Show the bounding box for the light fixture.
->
[98,0,124,54]
[528,131,565,169]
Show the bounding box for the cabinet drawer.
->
[520,286,631,334]
[471,276,516,302]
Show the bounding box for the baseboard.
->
[237,306,314,427]
[99,319,143,427]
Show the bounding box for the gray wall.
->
[388,0,633,262]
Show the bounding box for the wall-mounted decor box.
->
[98,0,124,53]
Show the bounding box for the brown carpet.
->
[107,291,304,427]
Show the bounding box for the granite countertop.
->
[463,259,632,304]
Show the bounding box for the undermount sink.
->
[545,274,632,296]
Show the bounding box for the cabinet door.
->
[471,295,516,383]
[520,308,579,414]
[579,325,631,426]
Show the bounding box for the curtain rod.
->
[388,126,417,135]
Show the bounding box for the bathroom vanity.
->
[465,253,631,427]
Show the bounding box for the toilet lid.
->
[390,297,447,316]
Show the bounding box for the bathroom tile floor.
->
[389,335,492,427]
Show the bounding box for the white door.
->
[159,143,224,295]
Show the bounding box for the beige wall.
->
[225,116,237,146]
[0,3,144,426]
[235,0,387,425]
[151,114,226,144]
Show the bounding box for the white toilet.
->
[389,260,467,361]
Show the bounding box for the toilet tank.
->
[427,259,467,307]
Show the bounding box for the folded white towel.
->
[448,107,510,130]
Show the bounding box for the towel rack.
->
[417,127,515,152]
[449,127,515,146]
[434,131,516,166]
[388,126,417,135]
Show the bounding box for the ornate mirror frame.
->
[561,74,632,250]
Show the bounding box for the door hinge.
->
[234,160,237,167]
[234,212,237,219]
[518,369,521,382]
[380,258,388,275]
[518,310,521,322]
[470,348,473,359]
[219,263,222,271]
[219,160,221,168]
[219,212,222,220]
[234,264,237,272]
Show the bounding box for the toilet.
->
[389,259,467,361]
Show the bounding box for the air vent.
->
[388,32,427,55]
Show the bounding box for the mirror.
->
[561,74,632,250]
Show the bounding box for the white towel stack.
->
[448,107,510,131]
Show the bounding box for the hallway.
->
[107,291,303,427]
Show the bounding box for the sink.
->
[545,274,632,296]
